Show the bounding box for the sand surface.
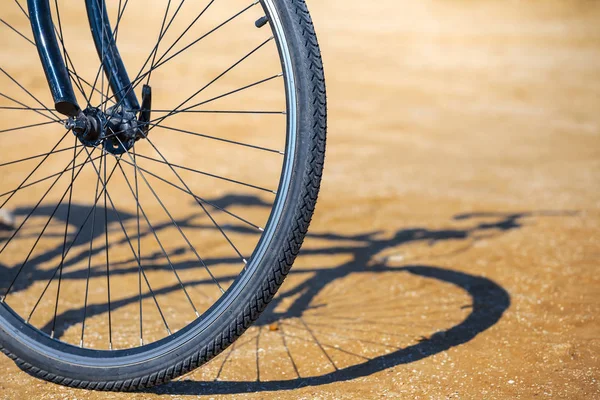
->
[0,0,599,398]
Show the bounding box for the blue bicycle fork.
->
[27,0,140,117]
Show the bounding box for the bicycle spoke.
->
[0,106,55,112]
[149,74,283,127]
[0,17,34,45]
[146,36,274,129]
[133,147,143,345]
[86,146,204,314]
[0,67,62,121]
[144,136,249,265]
[0,155,102,199]
[21,152,118,337]
[0,145,87,259]
[50,137,78,338]
[1,17,100,105]
[80,154,103,347]
[113,0,123,39]
[0,129,69,208]
[106,191,172,338]
[78,72,116,107]
[126,0,212,103]
[147,2,256,80]
[0,120,61,134]
[99,0,253,109]
[84,147,186,329]
[101,151,113,349]
[123,0,189,95]
[147,109,285,115]
[118,157,264,231]
[145,0,175,85]
[0,91,59,123]
[114,136,224,295]
[13,0,28,18]
[0,145,77,168]
[86,154,171,337]
[112,155,205,310]
[7,0,86,96]
[146,0,213,85]
[25,152,124,324]
[112,0,130,42]
[133,151,275,194]
[146,123,283,154]
[1,157,120,303]
[61,48,88,102]
[0,147,85,301]
[11,151,94,316]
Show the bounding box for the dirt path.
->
[0,0,599,398]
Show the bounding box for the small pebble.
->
[269,322,279,331]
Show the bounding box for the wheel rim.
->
[0,0,297,355]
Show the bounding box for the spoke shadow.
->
[150,265,508,395]
[141,207,574,395]
[0,194,577,394]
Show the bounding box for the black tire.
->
[0,0,326,390]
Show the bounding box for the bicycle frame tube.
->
[28,0,139,118]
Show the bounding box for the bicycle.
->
[0,0,326,390]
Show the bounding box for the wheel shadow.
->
[150,265,509,395]
[142,207,574,395]
[0,195,576,394]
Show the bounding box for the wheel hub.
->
[68,106,139,155]
[67,85,152,156]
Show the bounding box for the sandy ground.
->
[0,0,599,398]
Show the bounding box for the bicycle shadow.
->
[140,208,573,395]
[0,195,576,394]
[147,265,507,395]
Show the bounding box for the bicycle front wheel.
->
[0,0,325,390]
